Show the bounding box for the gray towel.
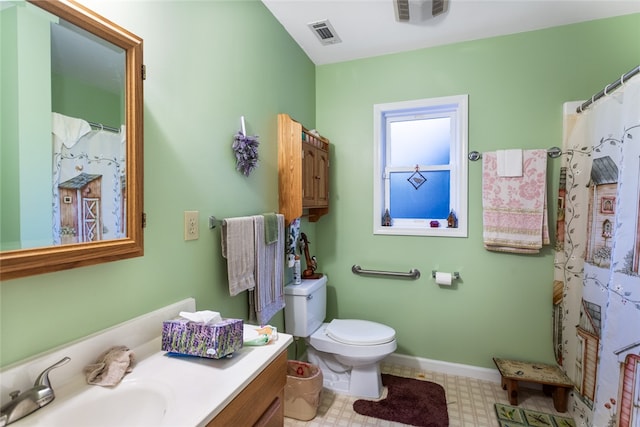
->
[252,214,285,325]
[221,216,256,296]
[84,346,134,387]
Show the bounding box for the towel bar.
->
[351,265,420,280]
[209,216,221,229]
[468,146,562,161]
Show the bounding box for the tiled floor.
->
[284,361,574,427]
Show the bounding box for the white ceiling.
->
[261,0,640,65]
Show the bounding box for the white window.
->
[373,95,468,237]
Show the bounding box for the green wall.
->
[0,0,315,367]
[315,14,640,368]
[51,72,122,129]
[1,3,53,250]
[1,6,21,249]
[1,2,638,372]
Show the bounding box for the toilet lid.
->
[326,319,396,345]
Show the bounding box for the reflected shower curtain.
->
[555,76,640,427]
[52,113,126,245]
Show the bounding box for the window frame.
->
[373,94,468,237]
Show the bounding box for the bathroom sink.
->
[1,301,294,427]
[30,379,173,427]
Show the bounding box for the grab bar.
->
[351,265,420,280]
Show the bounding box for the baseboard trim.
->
[384,353,503,384]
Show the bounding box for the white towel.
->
[52,112,92,149]
[496,149,523,177]
[253,214,285,325]
[221,216,256,296]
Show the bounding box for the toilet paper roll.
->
[435,272,452,286]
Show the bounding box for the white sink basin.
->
[32,379,173,427]
[1,300,293,427]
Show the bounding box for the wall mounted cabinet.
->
[278,114,330,224]
[302,141,329,208]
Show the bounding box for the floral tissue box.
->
[161,318,243,359]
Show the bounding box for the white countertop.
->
[12,331,292,427]
[2,299,292,427]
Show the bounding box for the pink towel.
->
[482,149,549,254]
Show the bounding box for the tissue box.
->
[161,318,243,359]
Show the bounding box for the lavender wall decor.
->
[232,131,260,176]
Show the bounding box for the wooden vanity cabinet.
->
[207,350,287,427]
[278,113,329,224]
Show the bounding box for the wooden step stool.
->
[493,358,574,413]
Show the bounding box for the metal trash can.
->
[284,360,323,421]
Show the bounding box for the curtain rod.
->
[577,65,640,113]
[88,121,121,133]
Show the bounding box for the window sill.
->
[373,225,467,237]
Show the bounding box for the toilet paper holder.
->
[431,271,460,280]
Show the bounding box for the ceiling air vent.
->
[432,0,448,16]
[394,0,449,22]
[394,0,411,21]
[308,19,342,46]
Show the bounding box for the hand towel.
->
[263,212,278,244]
[253,214,285,325]
[52,112,92,149]
[221,216,256,296]
[482,149,549,254]
[496,149,523,177]
[84,346,134,387]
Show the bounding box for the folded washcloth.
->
[84,346,135,387]
[496,149,523,177]
[263,213,278,244]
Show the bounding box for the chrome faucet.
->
[0,357,70,426]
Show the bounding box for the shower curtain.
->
[52,113,126,245]
[555,75,640,426]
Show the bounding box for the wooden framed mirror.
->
[0,0,144,280]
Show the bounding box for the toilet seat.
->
[309,322,397,359]
[326,319,395,346]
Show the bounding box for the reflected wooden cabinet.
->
[278,114,329,224]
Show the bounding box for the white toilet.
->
[284,276,397,398]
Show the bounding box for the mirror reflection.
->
[1,1,126,251]
[1,0,143,281]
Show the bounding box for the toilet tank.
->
[284,276,327,337]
